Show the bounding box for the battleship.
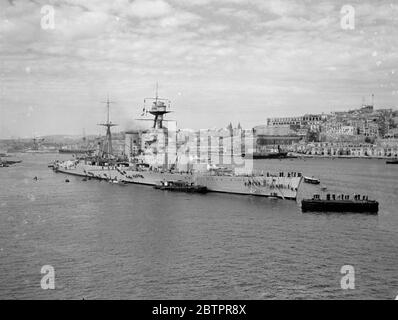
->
[52,92,303,200]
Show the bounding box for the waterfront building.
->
[323,123,356,136]
[253,125,302,149]
[266,114,324,127]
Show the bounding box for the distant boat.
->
[304,176,320,184]
[386,159,398,164]
[251,151,288,159]
[9,160,22,164]
[1,159,22,166]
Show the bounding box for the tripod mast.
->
[98,95,117,159]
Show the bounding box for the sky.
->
[1,0,398,138]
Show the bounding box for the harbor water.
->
[0,153,397,299]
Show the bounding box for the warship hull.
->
[54,162,302,200]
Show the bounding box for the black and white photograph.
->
[0,0,398,305]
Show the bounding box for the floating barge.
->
[154,180,208,194]
[301,194,379,214]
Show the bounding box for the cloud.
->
[54,8,112,40]
[158,11,200,28]
[127,0,172,18]
[250,0,308,17]
[1,0,398,137]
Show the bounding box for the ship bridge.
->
[141,84,172,129]
[149,100,168,113]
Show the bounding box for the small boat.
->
[386,159,398,164]
[65,179,70,183]
[82,178,87,182]
[268,192,279,199]
[301,194,378,214]
[1,159,21,166]
[154,180,208,193]
[108,179,127,185]
[5,160,22,164]
[248,151,288,159]
[304,176,320,184]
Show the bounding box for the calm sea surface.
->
[0,153,397,299]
